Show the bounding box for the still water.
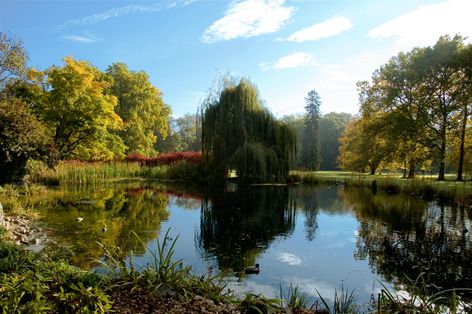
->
[33,183,472,304]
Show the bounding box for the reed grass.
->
[278,284,311,310]
[26,160,202,186]
[316,283,359,314]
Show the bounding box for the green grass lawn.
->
[290,170,472,195]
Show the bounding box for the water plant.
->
[316,283,359,314]
[279,284,311,311]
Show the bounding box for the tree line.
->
[338,35,472,181]
[0,31,353,184]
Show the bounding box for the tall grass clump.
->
[98,228,232,303]
[316,283,359,314]
[279,284,311,310]
[55,161,142,185]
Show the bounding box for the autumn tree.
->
[301,90,321,170]
[339,82,394,174]
[341,35,471,180]
[414,35,465,180]
[106,63,170,156]
[372,50,432,177]
[39,57,125,160]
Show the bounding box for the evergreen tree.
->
[301,90,321,170]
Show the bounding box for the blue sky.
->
[2,0,471,117]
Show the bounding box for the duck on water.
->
[244,264,260,274]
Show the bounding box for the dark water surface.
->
[34,183,472,304]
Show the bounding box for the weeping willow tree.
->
[201,78,296,183]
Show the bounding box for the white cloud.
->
[62,33,103,43]
[260,52,316,71]
[202,0,294,44]
[274,52,316,69]
[264,50,391,116]
[62,0,197,27]
[369,0,472,50]
[283,16,352,42]
[278,252,302,265]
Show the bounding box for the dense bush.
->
[0,97,50,184]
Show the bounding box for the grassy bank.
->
[26,160,202,186]
[291,171,472,201]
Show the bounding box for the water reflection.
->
[290,185,348,241]
[41,186,170,268]
[11,182,470,303]
[344,187,472,301]
[197,186,296,271]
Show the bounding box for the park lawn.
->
[291,170,472,195]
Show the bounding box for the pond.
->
[24,183,472,304]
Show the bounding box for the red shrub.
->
[125,151,202,166]
[124,153,149,164]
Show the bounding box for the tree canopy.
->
[201,78,296,183]
[339,35,472,180]
[38,57,125,160]
[107,63,170,156]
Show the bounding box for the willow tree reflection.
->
[197,186,296,271]
[344,188,472,302]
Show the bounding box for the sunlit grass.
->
[26,160,202,186]
[291,170,472,196]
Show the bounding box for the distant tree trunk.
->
[369,162,378,175]
[437,121,447,181]
[402,160,407,178]
[408,160,416,179]
[456,105,468,181]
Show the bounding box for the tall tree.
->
[301,90,321,170]
[106,63,171,156]
[455,43,472,181]
[373,50,432,178]
[201,78,296,183]
[39,57,125,160]
[0,32,28,93]
[414,35,465,180]
[339,82,394,174]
